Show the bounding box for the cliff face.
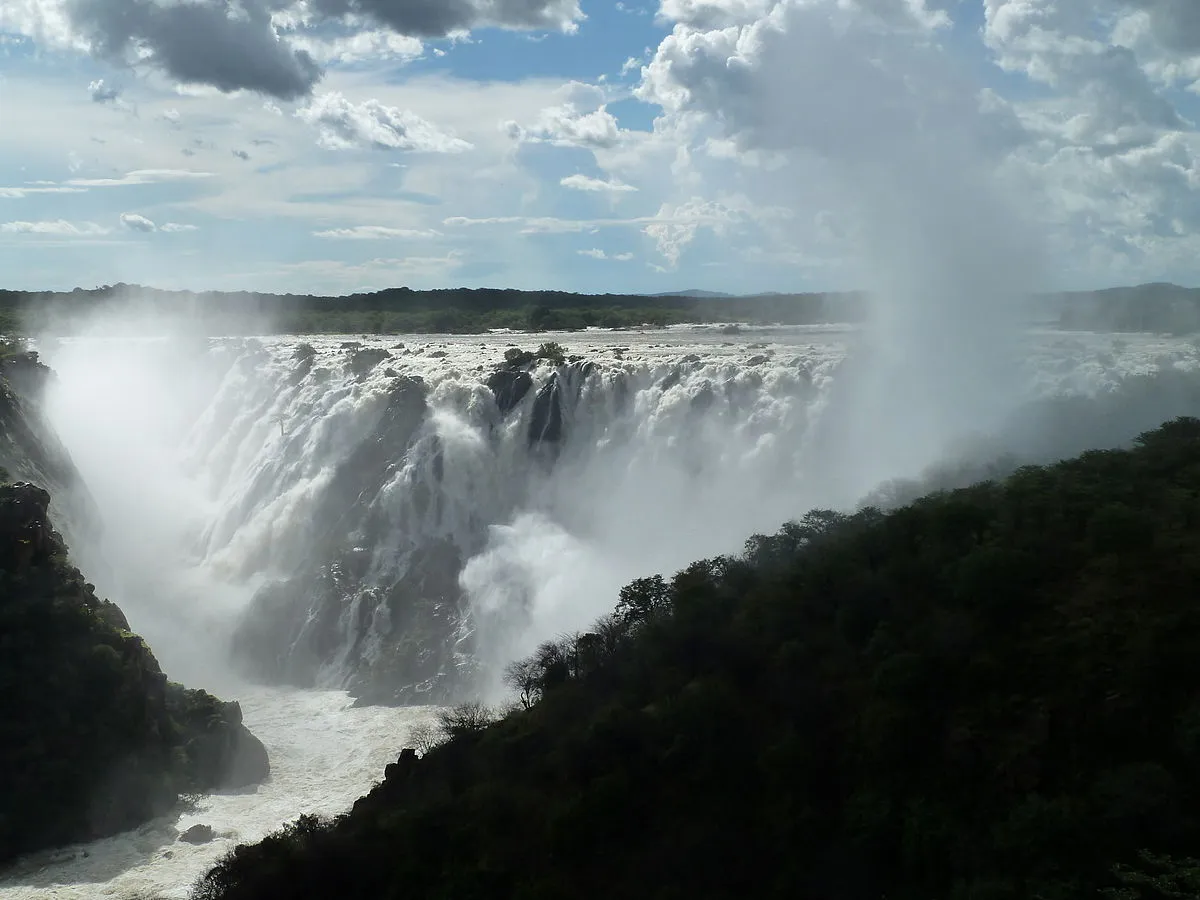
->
[0,354,270,865]
[0,345,97,541]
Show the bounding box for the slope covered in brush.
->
[0,480,271,864]
[197,417,1200,900]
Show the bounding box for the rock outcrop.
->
[0,345,97,540]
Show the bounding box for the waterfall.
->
[34,327,1200,705]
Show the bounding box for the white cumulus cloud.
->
[297,93,473,153]
[120,212,156,232]
[313,225,444,239]
[560,174,637,192]
[0,219,110,236]
[577,248,634,260]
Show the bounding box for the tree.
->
[615,575,671,625]
[504,657,542,710]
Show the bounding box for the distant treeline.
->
[1051,283,1200,334]
[0,285,867,336]
[0,282,1197,335]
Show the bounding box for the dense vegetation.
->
[196,417,1200,900]
[0,481,270,864]
[0,285,866,335]
[1056,283,1200,334]
[5,281,1198,336]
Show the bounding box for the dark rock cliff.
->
[0,346,97,540]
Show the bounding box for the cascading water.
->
[30,326,1200,706]
[37,328,852,704]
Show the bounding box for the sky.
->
[3,0,1200,296]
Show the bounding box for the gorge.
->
[4,323,1200,897]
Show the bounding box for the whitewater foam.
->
[32,326,1200,700]
[0,690,437,900]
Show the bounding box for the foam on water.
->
[0,690,437,900]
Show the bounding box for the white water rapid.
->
[4,324,1200,898]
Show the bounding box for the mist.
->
[3,7,1145,713]
[461,0,1049,690]
[33,298,282,693]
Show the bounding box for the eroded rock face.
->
[485,369,533,416]
[165,690,271,791]
[0,351,98,542]
[0,478,270,864]
[228,355,616,708]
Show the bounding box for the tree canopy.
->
[196,417,1200,900]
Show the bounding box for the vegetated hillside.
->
[0,356,271,865]
[0,480,271,864]
[1055,282,1200,333]
[196,418,1200,900]
[0,284,865,335]
[4,282,1193,336]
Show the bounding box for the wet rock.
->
[528,378,564,446]
[690,382,716,416]
[347,348,390,377]
[503,347,536,369]
[166,690,271,790]
[0,482,54,571]
[569,360,597,379]
[486,369,533,416]
[179,824,215,845]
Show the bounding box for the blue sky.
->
[3,0,1200,296]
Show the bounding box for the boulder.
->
[347,348,390,377]
[179,824,215,845]
[485,369,533,416]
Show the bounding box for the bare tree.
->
[504,657,543,710]
[408,721,445,756]
[435,701,496,739]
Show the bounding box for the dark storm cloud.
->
[61,0,581,100]
[67,0,320,99]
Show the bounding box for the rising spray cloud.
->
[463,0,1050,691]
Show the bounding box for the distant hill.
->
[1050,282,1200,334]
[0,285,867,335]
[650,289,736,299]
[0,282,1195,335]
